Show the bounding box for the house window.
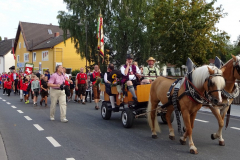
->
[17,55,20,62]
[24,53,29,62]
[33,52,36,62]
[24,42,26,48]
[66,68,72,74]
[42,51,49,61]
[48,29,52,34]
[19,42,21,49]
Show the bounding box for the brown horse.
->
[209,55,240,146]
[147,65,226,154]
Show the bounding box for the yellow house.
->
[14,21,86,74]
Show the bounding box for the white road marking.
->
[11,106,17,108]
[2,100,6,101]
[24,116,32,121]
[66,158,75,160]
[230,127,240,131]
[33,124,44,131]
[6,102,11,104]
[195,119,209,123]
[0,97,2,99]
[17,110,23,113]
[46,137,61,147]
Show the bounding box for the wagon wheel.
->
[161,112,174,124]
[101,102,112,120]
[121,108,134,128]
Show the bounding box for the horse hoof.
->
[152,135,158,139]
[190,149,198,154]
[211,134,216,140]
[219,141,225,146]
[179,139,186,145]
[169,135,175,140]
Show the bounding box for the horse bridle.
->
[205,73,224,105]
[233,56,240,76]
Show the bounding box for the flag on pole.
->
[12,39,16,60]
[97,14,104,60]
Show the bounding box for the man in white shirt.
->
[120,54,141,102]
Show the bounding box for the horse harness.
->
[161,72,224,135]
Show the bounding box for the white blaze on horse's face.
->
[209,67,226,103]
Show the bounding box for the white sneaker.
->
[50,118,55,121]
[61,119,68,123]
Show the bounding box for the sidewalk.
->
[200,104,240,117]
[0,133,7,160]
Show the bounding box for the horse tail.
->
[147,95,160,133]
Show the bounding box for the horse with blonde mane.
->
[147,65,226,154]
[209,55,240,146]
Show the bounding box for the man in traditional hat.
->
[121,54,141,102]
[142,57,160,84]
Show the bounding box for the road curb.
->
[0,133,8,160]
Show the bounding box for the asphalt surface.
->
[0,93,240,160]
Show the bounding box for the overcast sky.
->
[0,0,239,43]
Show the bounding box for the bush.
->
[71,69,80,77]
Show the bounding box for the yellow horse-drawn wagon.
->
[100,83,174,128]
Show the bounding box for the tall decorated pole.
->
[97,9,104,64]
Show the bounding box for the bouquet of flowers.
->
[94,77,103,86]
[111,73,121,86]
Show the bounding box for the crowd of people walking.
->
[0,55,160,123]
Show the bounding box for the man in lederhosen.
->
[104,64,119,111]
[76,67,88,104]
[120,54,141,102]
[142,57,160,84]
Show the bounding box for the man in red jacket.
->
[76,68,88,104]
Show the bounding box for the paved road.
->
[0,94,240,160]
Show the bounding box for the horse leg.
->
[166,107,175,140]
[179,111,189,145]
[209,107,225,145]
[147,96,160,139]
[217,106,229,146]
[180,111,198,154]
[188,111,198,154]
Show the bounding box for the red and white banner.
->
[24,63,34,75]
[12,39,16,60]
[97,15,104,59]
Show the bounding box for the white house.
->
[0,38,15,73]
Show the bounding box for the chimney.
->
[50,23,52,25]
[54,32,60,37]
[4,37,7,40]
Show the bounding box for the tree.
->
[57,0,157,70]
[150,0,229,71]
[0,36,2,41]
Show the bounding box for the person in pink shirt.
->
[48,65,68,123]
